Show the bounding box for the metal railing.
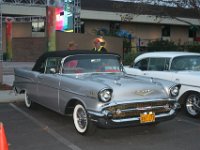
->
[73,0,81,33]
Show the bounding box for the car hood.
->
[83,73,169,102]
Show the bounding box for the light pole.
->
[0,1,3,84]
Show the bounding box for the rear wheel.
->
[73,103,96,135]
[24,91,33,108]
[185,93,200,118]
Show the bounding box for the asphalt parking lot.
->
[0,102,200,150]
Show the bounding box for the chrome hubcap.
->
[73,104,88,133]
[77,108,87,129]
[186,94,200,116]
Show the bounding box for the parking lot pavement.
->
[0,103,76,150]
[1,62,33,104]
[1,102,200,150]
[0,74,24,103]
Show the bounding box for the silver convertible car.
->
[13,50,181,135]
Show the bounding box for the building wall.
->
[0,19,193,61]
[83,20,191,45]
[56,32,123,56]
[84,20,110,35]
[171,26,188,44]
[10,31,123,61]
[12,37,47,62]
[121,23,162,46]
[2,22,32,53]
[121,23,161,40]
[13,23,32,37]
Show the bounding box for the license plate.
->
[140,112,155,123]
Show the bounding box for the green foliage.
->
[146,39,200,53]
[147,39,179,51]
[123,52,136,66]
[183,42,200,53]
[123,38,132,53]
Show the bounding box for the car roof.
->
[32,50,120,71]
[134,51,200,62]
[37,50,119,62]
[40,50,101,58]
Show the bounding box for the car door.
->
[37,57,61,112]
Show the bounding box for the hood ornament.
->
[135,89,154,96]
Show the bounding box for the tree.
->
[139,0,200,26]
[112,0,200,27]
[147,39,179,51]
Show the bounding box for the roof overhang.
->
[1,3,46,16]
[81,10,200,26]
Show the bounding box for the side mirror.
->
[50,68,56,74]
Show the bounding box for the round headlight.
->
[98,89,112,102]
[170,85,180,97]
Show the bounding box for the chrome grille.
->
[105,100,174,119]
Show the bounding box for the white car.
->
[125,51,200,118]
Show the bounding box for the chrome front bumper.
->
[87,100,180,128]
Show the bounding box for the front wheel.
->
[185,93,200,118]
[73,104,96,135]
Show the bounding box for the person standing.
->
[92,38,108,53]
[66,41,78,67]
[67,41,78,51]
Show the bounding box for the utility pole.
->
[0,1,3,84]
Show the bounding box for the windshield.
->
[62,54,122,74]
[170,56,200,71]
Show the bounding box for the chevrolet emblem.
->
[135,89,153,96]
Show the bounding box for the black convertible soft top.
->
[32,50,120,72]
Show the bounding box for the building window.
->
[134,58,149,71]
[80,21,85,33]
[189,27,196,38]
[110,22,120,35]
[161,25,170,37]
[149,58,170,71]
[32,21,45,32]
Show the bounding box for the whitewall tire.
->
[24,91,32,108]
[73,103,96,135]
